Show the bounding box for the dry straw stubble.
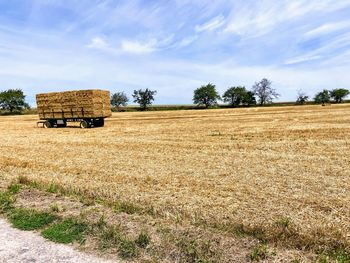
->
[0,104,349,257]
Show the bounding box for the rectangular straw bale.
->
[36,89,111,119]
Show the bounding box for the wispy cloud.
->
[284,55,322,65]
[195,15,225,32]
[223,1,350,38]
[86,34,176,55]
[175,36,198,48]
[285,33,350,65]
[87,37,109,50]
[304,20,350,38]
[120,39,157,54]
[0,0,350,105]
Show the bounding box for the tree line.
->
[110,78,278,109]
[193,78,278,108]
[111,78,350,110]
[0,80,349,113]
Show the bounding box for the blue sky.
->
[1,0,350,105]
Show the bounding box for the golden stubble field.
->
[0,104,349,252]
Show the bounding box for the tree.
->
[132,89,157,110]
[330,88,349,103]
[0,89,29,113]
[314,90,330,105]
[296,90,309,105]
[223,86,247,107]
[242,91,257,106]
[193,83,221,108]
[252,78,279,105]
[110,92,128,109]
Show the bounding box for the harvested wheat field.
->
[1,104,350,261]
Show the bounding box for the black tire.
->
[80,120,90,129]
[93,118,104,127]
[44,121,52,128]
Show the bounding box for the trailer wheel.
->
[93,118,104,127]
[80,120,90,129]
[44,121,52,128]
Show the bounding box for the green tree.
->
[132,89,157,110]
[296,90,309,105]
[223,86,247,107]
[314,90,330,105]
[330,88,349,103]
[0,89,29,113]
[242,91,257,106]
[252,78,279,105]
[110,92,128,109]
[193,83,221,108]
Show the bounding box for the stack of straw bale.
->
[36,90,111,119]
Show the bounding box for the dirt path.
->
[0,219,115,263]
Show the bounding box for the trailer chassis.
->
[37,117,105,129]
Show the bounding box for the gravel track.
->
[0,219,115,263]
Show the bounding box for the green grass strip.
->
[9,208,58,230]
[0,192,14,213]
[42,218,88,244]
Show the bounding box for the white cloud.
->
[223,1,350,38]
[87,35,175,55]
[285,32,350,65]
[176,36,198,48]
[1,42,350,106]
[304,20,350,38]
[87,37,162,55]
[223,2,283,37]
[120,39,157,54]
[1,0,350,106]
[195,15,225,32]
[87,37,109,50]
[284,55,321,65]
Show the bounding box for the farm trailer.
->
[36,89,112,128]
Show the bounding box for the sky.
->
[1,0,350,105]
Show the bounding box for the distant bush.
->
[111,92,128,109]
[330,88,349,103]
[223,86,256,107]
[193,83,221,108]
[0,89,30,114]
[252,78,279,105]
[296,90,309,105]
[314,90,330,105]
[132,89,157,110]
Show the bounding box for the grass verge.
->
[0,191,14,213]
[0,185,146,260]
[42,218,88,244]
[8,208,58,230]
[12,176,349,262]
[94,222,141,259]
